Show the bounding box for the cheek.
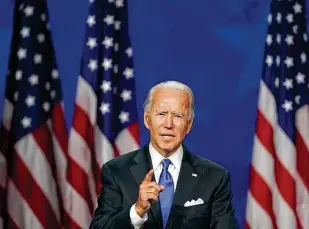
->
[148,121,161,132]
[151,117,164,127]
[175,123,190,135]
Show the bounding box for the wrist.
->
[135,203,145,217]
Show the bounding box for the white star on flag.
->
[114,65,118,74]
[17,48,27,59]
[114,43,119,52]
[300,52,307,63]
[101,80,112,93]
[115,0,124,8]
[33,54,42,64]
[87,15,96,27]
[88,59,98,71]
[15,70,23,80]
[126,47,133,57]
[276,34,281,43]
[29,74,39,85]
[295,72,305,84]
[114,21,121,30]
[50,90,56,99]
[295,95,301,104]
[285,34,294,45]
[43,102,50,112]
[104,15,114,25]
[266,55,273,66]
[293,3,302,14]
[24,6,34,17]
[100,103,110,114]
[102,58,113,70]
[41,14,46,22]
[284,57,294,68]
[267,14,272,24]
[120,89,132,102]
[266,34,272,45]
[286,14,294,23]
[14,92,19,101]
[123,67,134,79]
[283,78,293,90]
[119,111,129,123]
[20,27,30,38]
[293,25,298,34]
[37,34,45,43]
[25,95,35,107]
[274,77,280,88]
[21,116,32,128]
[276,56,280,66]
[282,100,293,112]
[52,69,59,79]
[87,37,97,49]
[102,37,113,49]
[276,13,282,23]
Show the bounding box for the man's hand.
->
[135,169,164,217]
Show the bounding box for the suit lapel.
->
[130,146,151,187]
[130,145,163,228]
[166,149,203,229]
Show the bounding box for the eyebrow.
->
[155,110,185,116]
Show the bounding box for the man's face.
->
[144,88,193,156]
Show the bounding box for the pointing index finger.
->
[144,169,154,182]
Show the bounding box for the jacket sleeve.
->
[210,170,239,229]
[89,163,133,229]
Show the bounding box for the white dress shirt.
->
[130,143,183,229]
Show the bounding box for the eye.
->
[174,114,183,118]
[157,112,166,116]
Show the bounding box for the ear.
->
[144,111,150,130]
[185,119,193,134]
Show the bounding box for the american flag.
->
[245,0,309,229]
[64,0,140,228]
[0,1,68,229]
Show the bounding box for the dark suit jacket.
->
[89,145,238,229]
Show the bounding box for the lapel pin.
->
[192,173,197,177]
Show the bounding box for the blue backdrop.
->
[1,0,299,227]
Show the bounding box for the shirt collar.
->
[149,143,183,171]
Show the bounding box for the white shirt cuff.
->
[130,204,148,228]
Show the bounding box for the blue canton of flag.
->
[262,0,309,134]
[5,2,63,142]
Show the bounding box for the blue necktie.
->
[158,158,174,228]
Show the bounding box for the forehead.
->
[152,88,190,109]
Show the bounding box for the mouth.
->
[160,134,175,140]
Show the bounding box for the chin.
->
[160,145,178,154]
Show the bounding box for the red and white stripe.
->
[245,81,309,229]
[65,77,139,229]
[0,99,69,229]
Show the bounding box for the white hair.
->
[143,81,195,120]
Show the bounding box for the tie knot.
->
[162,158,172,170]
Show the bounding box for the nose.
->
[163,114,174,129]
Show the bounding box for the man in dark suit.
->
[89,81,238,229]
